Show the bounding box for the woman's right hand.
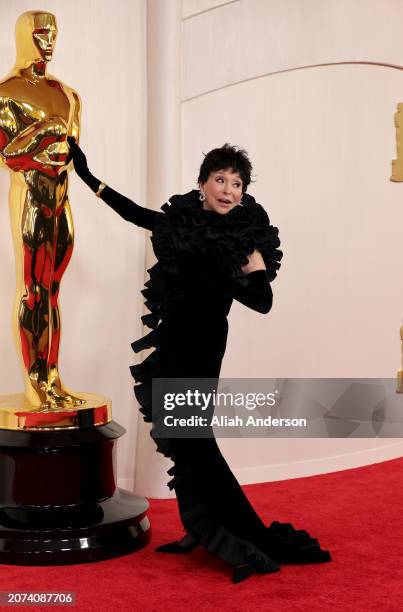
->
[67,136,90,179]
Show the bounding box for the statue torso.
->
[0,70,79,179]
[0,73,73,124]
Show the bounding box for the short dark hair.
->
[197,143,253,191]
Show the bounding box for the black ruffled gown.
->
[97,186,331,576]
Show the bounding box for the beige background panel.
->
[183,0,403,100]
[134,0,183,500]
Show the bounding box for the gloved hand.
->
[67,137,89,178]
[67,136,101,192]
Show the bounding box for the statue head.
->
[15,11,58,68]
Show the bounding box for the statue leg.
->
[46,196,85,406]
[13,172,85,408]
[17,189,53,406]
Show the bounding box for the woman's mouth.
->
[218,198,231,206]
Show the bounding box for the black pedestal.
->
[0,421,151,565]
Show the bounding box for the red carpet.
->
[1,456,403,612]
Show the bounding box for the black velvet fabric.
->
[99,187,331,572]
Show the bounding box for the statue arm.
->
[0,97,67,171]
[0,97,18,165]
[2,117,66,158]
[70,90,81,143]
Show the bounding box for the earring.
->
[199,191,206,202]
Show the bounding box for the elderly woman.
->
[68,138,331,583]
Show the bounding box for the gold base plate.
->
[0,392,112,431]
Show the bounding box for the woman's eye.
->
[216,177,223,182]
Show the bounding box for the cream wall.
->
[1,1,403,500]
[182,0,403,99]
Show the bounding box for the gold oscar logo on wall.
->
[391,105,403,392]
[397,322,403,393]
[391,103,403,182]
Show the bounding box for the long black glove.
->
[67,136,101,193]
[67,136,158,230]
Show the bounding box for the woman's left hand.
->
[241,250,266,274]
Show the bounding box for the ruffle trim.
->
[151,190,283,283]
[166,461,280,573]
[130,194,330,570]
[130,261,281,570]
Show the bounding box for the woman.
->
[68,139,331,583]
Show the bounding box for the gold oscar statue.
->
[0,11,110,429]
[0,12,149,566]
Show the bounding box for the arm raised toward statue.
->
[0,97,17,164]
[68,137,159,231]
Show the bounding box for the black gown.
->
[98,186,331,575]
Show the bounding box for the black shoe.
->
[232,564,255,584]
[155,540,200,554]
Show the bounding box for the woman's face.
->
[200,168,243,214]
